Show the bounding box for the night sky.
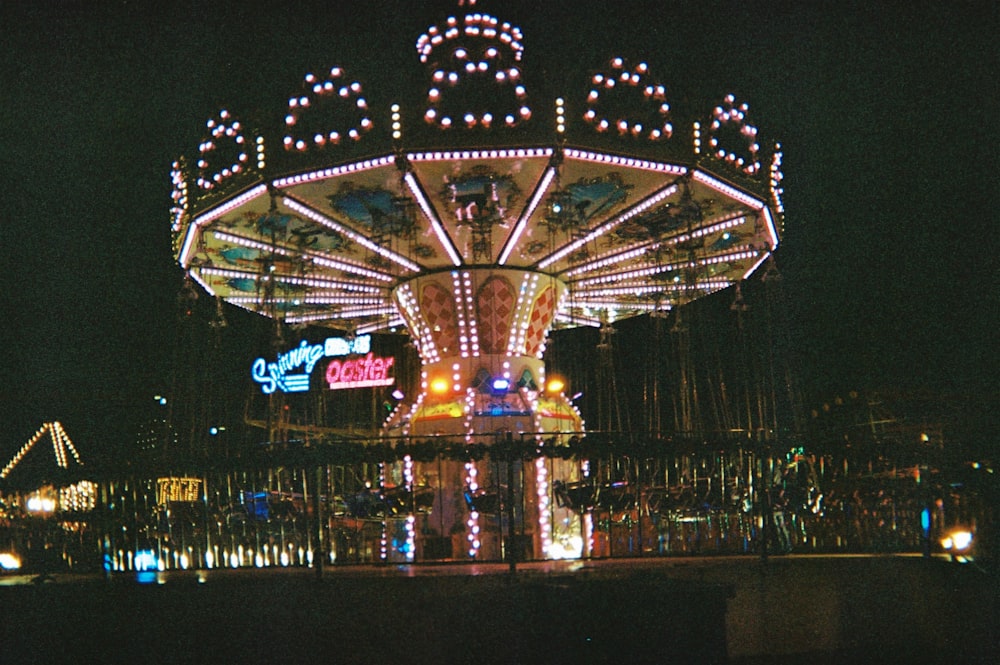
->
[2,0,997,462]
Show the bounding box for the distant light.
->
[392,389,405,400]
[135,550,158,572]
[26,496,56,513]
[951,530,974,551]
[941,529,974,552]
[0,553,21,570]
[492,378,510,392]
[430,377,450,394]
[546,378,565,394]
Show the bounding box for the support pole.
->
[313,465,324,578]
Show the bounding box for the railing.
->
[0,433,979,573]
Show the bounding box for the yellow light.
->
[0,553,21,570]
[546,378,565,394]
[952,530,973,551]
[941,528,974,552]
[430,377,450,394]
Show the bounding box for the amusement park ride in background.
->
[0,423,94,512]
[166,0,786,560]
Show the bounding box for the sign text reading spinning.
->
[252,335,392,394]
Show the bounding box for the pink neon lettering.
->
[326,353,395,388]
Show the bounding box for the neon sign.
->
[252,335,375,394]
[325,353,395,390]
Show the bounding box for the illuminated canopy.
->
[171,6,785,335]
[166,0,788,563]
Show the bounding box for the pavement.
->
[2,554,997,663]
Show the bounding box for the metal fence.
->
[3,435,976,574]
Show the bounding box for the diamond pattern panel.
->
[524,286,556,357]
[476,276,515,354]
[420,281,459,355]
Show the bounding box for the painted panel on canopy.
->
[685,178,759,224]
[192,263,390,323]
[202,210,356,271]
[189,190,394,325]
[408,153,552,264]
[646,177,767,282]
[595,189,759,280]
[504,155,683,270]
[199,230,357,314]
[562,248,740,317]
[550,175,766,286]
[274,161,449,269]
[186,193,273,268]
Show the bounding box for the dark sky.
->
[1,0,997,459]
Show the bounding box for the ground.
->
[1,556,996,664]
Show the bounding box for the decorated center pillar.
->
[384,267,585,560]
[388,267,581,437]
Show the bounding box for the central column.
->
[389,267,581,438]
[383,267,586,562]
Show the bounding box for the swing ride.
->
[167,0,784,560]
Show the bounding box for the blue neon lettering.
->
[251,357,277,394]
[253,335,376,393]
[252,340,323,394]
